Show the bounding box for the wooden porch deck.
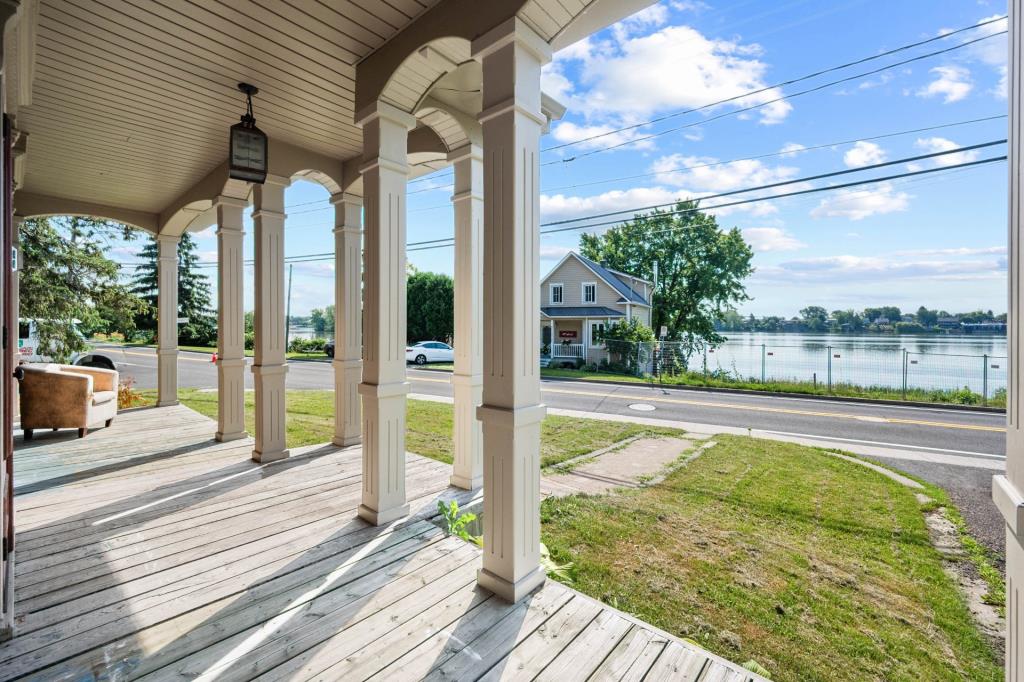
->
[1,404,760,681]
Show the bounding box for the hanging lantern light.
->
[229,83,268,184]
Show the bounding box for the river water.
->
[694,332,1008,396]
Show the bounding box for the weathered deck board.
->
[0,404,762,681]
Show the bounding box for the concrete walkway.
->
[542,436,694,497]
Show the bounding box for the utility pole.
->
[284,263,293,353]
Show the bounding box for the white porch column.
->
[215,196,248,442]
[251,175,290,463]
[331,192,363,448]
[156,233,179,407]
[356,101,415,525]
[473,18,551,602]
[449,143,484,490]
[997,1,1024,675]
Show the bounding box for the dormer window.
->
[550,283,563,304]
[583,282,597,304]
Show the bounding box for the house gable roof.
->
[543,252,649,305]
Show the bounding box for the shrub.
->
[117,376,145,409]
[288,337,328,353]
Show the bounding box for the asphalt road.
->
[103,344,1006,462]
[100,343,1009,560]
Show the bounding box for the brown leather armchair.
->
[18,364,118,439]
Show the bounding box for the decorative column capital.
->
[471,17,552,65]
[156,232,180,245]
[447,143,483,165]
[354,100,417,130]
[261,174,292,188]
[359,156,409,176]
[329,192,363,207]
[213,195,249,209]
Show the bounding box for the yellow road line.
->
[409,373,1005,433]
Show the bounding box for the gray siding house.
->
[540,252,652,365]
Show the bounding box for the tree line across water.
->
[716,305,1006,334]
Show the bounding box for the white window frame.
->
[582,281,597,304]
[550,282,564,305]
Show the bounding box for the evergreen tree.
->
[130,233,216,345]
[20,216,145,361]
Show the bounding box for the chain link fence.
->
[577,340,1007,406]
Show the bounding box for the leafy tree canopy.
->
[20,216,146,362]
[601,317,656,343]
[580,200,753,355]
[407,271,454,343]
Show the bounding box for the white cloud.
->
[916,65,973,103]
[742,227,806,252]
[967,15,1008,68]
[553,24,792,128]
[192,226,216,240]
[779,142,806,158]
[914,136,980,167]
[611,4,670,42]
[893,245,1006,257]
[809,182,910,221]
[754,254,1005,283]
[109,245,141,258]
[549,121,654,152]
[650,153,799,192]
[541,187,682,222]
[540,244,574,260]
[843,141,887,168]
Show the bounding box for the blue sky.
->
[116,1,1010,318]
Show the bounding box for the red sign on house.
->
[559,330,577,339]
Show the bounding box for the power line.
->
[403,114,1007,202]
[542,115,1007,193]
[540,156,1006,236]
[164,153,1000,265]
[543,15,1005,153]
[538,140,1005,228]
[544,30,1005,165]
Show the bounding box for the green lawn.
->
[170,388,683,468]
[540,436,1002,682]
[539,367,1004,408]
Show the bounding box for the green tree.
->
[407,271,454,343]
[580,200,753,355]
[915,306,939,327]
[831,309,865,332]
[863,306,901,323]
[130,233,216,345]
[311,305,336,336]
[799,306,829,332]
[20,216,146,362]
[601,317,657,343]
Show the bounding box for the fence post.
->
[983,353,988,406]
[901,348,908,401]
[827,345,833,394]
[703,347,708,380]
[761,343,766,383]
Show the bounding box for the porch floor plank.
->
[0,404,760,681]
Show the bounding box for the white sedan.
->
[406,341,454,365]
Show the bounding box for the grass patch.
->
[539,367,1004,408]
[169,389,683,468]
[540,435,1002,682]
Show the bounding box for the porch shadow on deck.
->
[1,404,762,681]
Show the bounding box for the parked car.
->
[405,341,454,365]
[325,340,335,358]
[18,320,117,370]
